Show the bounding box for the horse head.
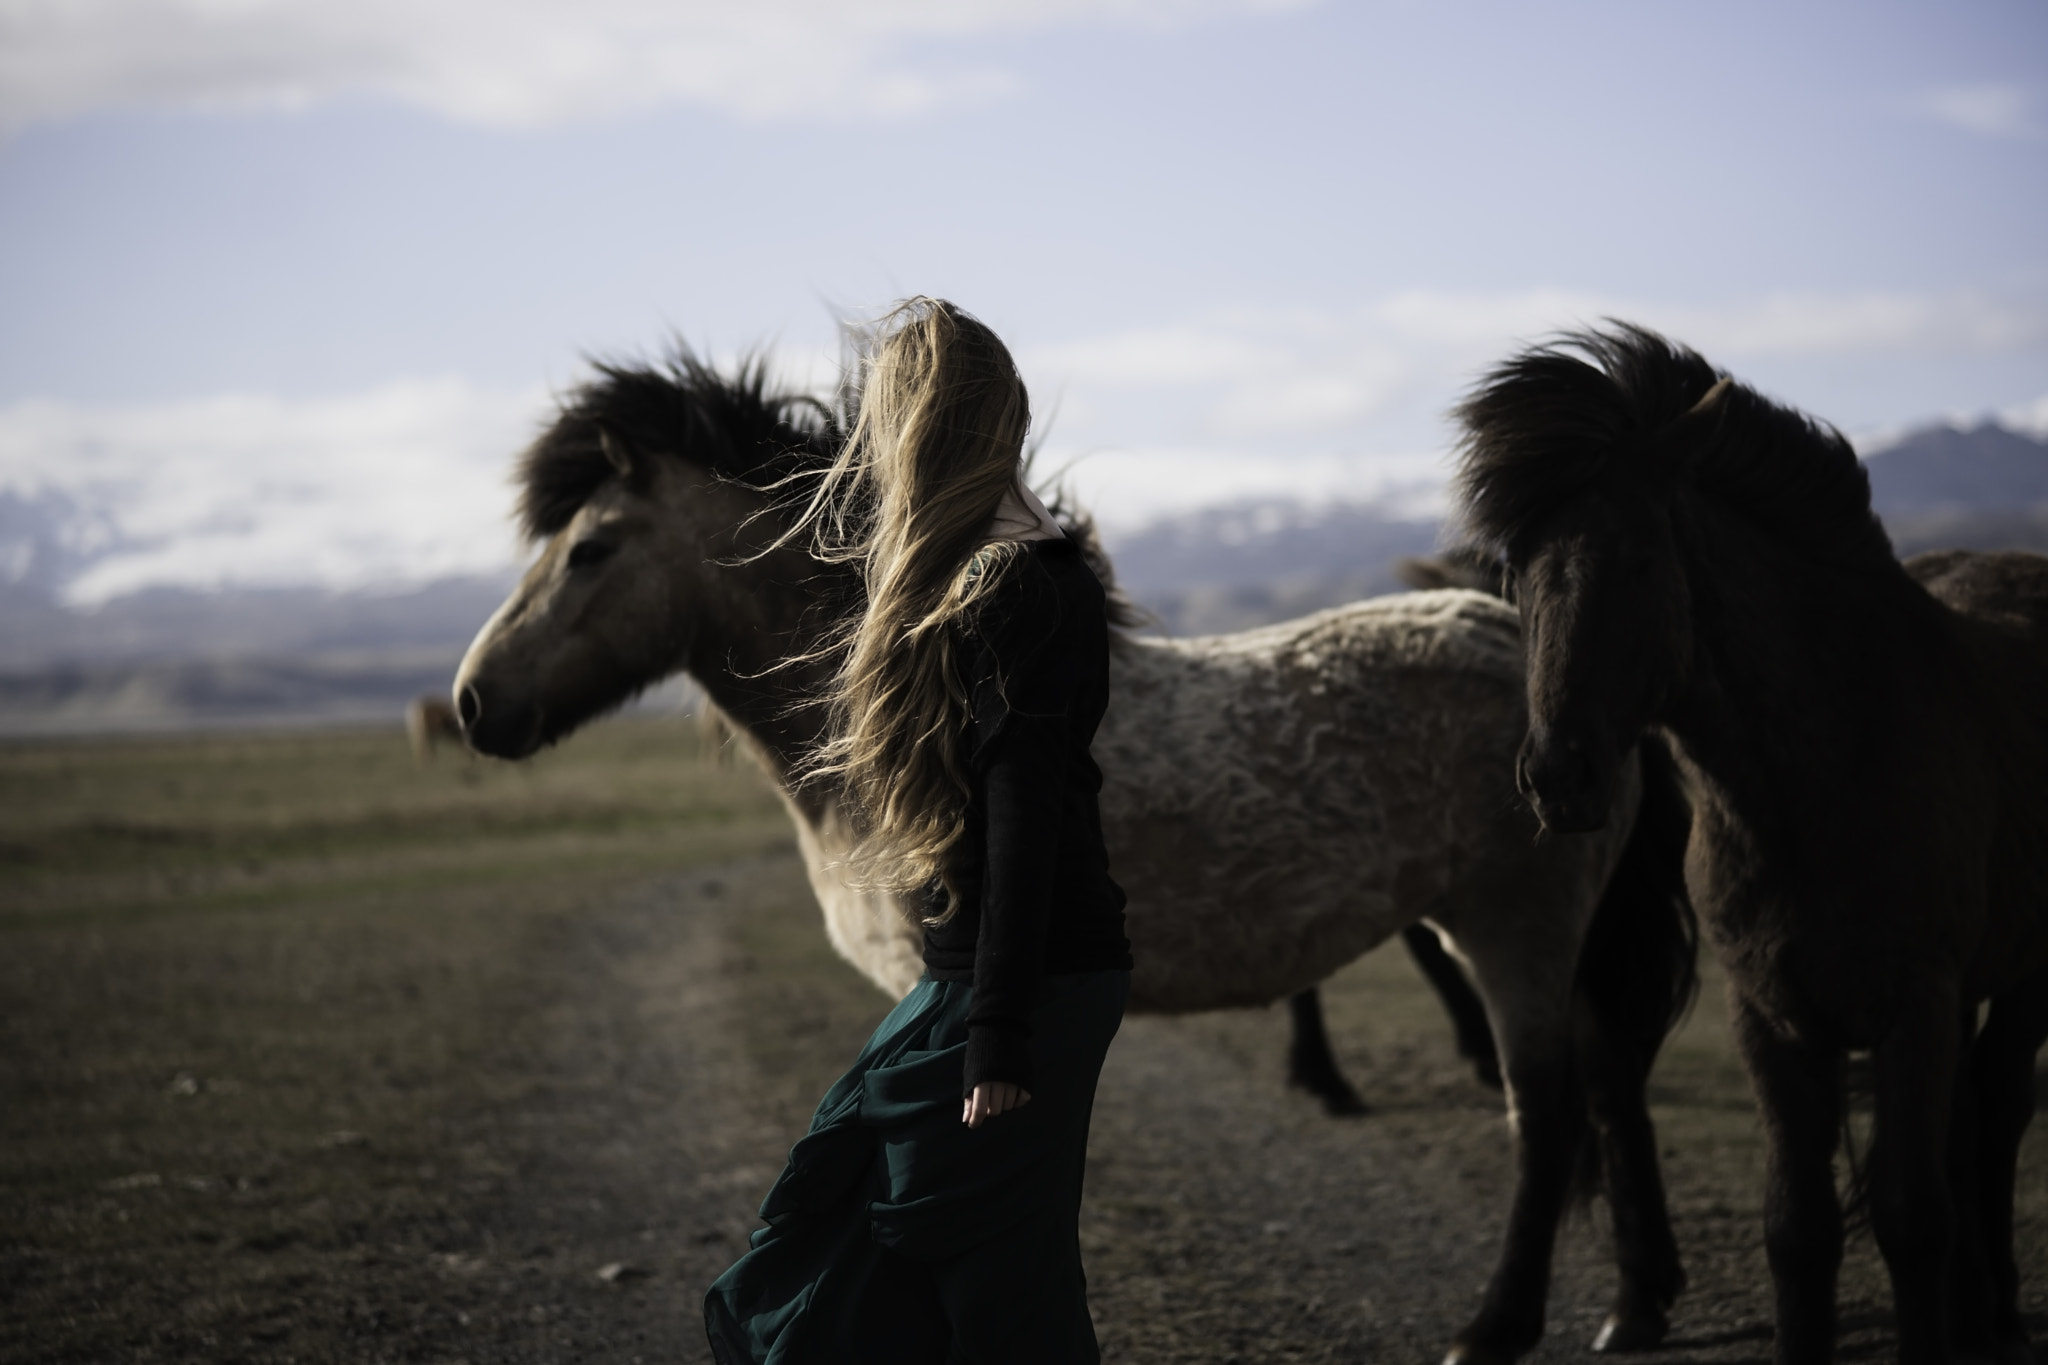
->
[455,356,846,761]
[1455,326,1713,833]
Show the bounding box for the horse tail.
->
[1579,733,1698,1071]
[1569,733,1700,1204]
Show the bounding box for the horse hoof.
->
[1443,1341,1517,1365]
[1592,1309,1670,1354]
[1320,1089,1370,1118]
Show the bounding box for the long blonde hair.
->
[790,298,1032,918]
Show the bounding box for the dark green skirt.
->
[704,970,1129,1365]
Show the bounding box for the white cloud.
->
[0,379,546,602]
[1376,287,2048,358]
[0,0,1313,134]
[1044,442,1448,529]
[1024,320,1412,439]
[1030,286,2048,442]
[1999,394,2048,440]
[1029,327,1283,388]
[1916,83,2045,141]
[6,281,2042,602]
[1022,283,2048,525]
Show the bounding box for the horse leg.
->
[1440,929,1585,1365]
[1286,987,1368,1116]
[1569,743,1694,1353]
[1968,974,2048,1365]
[1947,1006,1997,1364]
[1868,986,1964,1365]
[1408,921,1504,1089]
[1574,992,1685,1353]
[1731,995,1845,1365]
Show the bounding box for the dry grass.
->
[0,718,791,1364]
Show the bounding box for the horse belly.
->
[1112,813,1408,1011]
[1693,854,1956,1052]
[1099,668,1524,1013]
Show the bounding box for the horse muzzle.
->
[1515,727,1614,833]
[455,678,547,760]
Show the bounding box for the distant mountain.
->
[3,417,2044,734]
[1861,421,2048,559]
[0,577,516,736]
[1863,421,2048,515]
[1103,499,1441,637]
[0,649,465,738]
[0,574,519,672]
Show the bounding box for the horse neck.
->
[689,564,843,774]
[1661,490,1941,825]
[649,475,856,812]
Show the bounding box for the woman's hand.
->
[961,1082,1032,1128]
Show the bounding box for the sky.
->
[1,0,2044,603]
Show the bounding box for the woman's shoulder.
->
[983,539,1099,626]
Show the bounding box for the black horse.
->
[1455,324,2048,1365]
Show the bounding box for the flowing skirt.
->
[704,970,1129,1365]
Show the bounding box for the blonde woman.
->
[705,299,1131,1364]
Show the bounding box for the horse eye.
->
[566,539,616,570]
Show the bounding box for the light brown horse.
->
[405,694,465,763]
[453,354,1699,1364]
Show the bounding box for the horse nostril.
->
[458,685,482,729]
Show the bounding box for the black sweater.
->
[921,537,1132,1093]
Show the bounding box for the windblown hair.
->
[1454,322,1891,563]
[783,298,1036,919]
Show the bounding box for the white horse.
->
[452,354,1697,1365]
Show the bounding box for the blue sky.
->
[1,0,2044,600]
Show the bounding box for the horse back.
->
[1098,589,1541,1010]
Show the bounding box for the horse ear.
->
[600,428,636,480]
[1686,377,1733,418]
[1666,377,1734,465]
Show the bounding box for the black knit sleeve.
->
[960,559,1074,1093]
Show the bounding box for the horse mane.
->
[516,348,842,541]
[1453,322,1891,563]
[514,345,1142,637]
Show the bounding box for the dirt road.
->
[8,839,2046,1362]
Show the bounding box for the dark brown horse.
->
[1455,324,2048,1365]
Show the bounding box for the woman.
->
[704,298,1132,1364]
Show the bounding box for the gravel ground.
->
[7,848,2044,1363]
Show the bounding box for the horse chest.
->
[1687,809,1940,1049]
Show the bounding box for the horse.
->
[405,693,466,763]
[1288,547,1512,1111]
[1454,323,2048,1365]
[453,351,1700,1363]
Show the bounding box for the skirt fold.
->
[705,970,1127,1365]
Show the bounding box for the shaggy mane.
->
[516,349,842,542]
[514,345,1141,634]
[1453,323,1890,562]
